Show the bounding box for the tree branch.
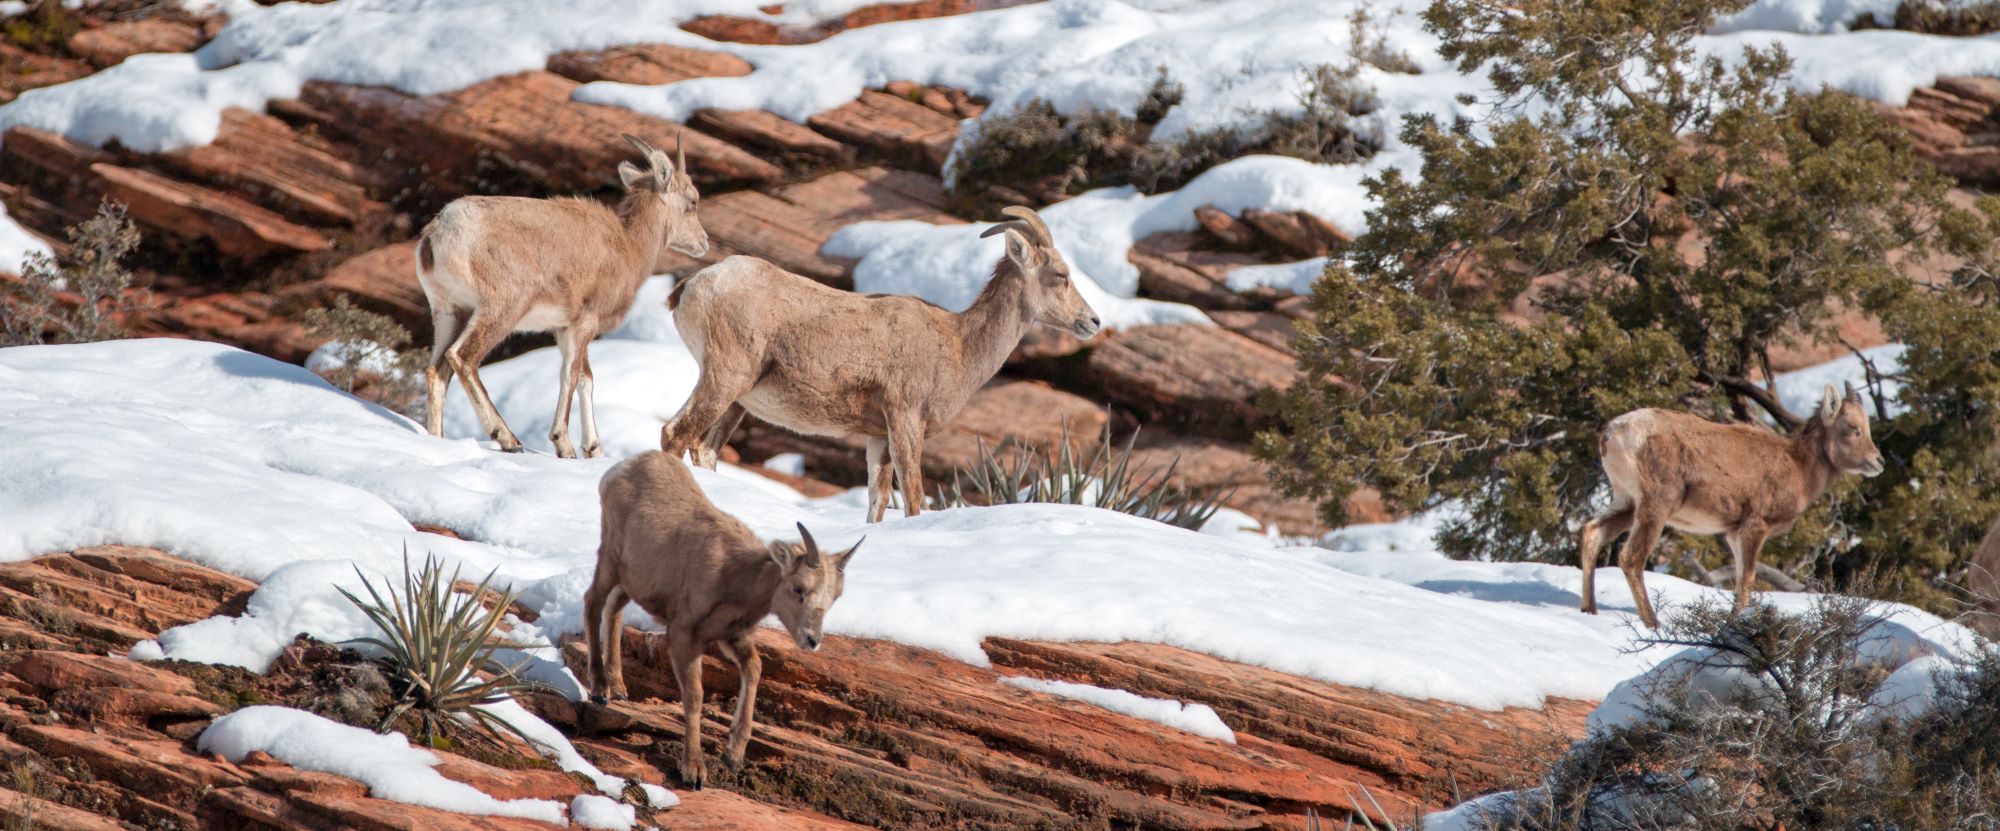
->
[1718,375,1804,430]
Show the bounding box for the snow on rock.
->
[305,338,407,379]
[1001,676,1236,743]
[0,0,880,153]
[1,338,1978,712]
[1867,653,1958,723]
[197,706,568,823]
[0,202,52,276]
[1226,257,1329,295]
[134,559,391,672]
[571,794,638,830]
[478,697,641,797]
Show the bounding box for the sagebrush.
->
[3,201,146,347]
[303,296,428,417]
[1453,597,2000,829]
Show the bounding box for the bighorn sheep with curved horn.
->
[416,133,708,458]
[1579,382,1885,628]
[661,206,1100,521]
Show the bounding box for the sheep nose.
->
[1089,316,1101,329]
[804,635,821,651]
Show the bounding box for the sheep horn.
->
[999,205,1053,246]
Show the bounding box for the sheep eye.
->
[793,586,806,598]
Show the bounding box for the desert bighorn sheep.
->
[585,451,861,788]
[660,206,1100,522]
[416,134,708,458]
[1579,383,1884,628]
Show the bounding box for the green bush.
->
[3,201,145,347]
[1255,0,2000,612]
[937,424,1233,531]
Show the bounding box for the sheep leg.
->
[1726,523,1771,613]
[888,417,926,519]
[1578,502,1634,615]
[1618,508,1668,629]
[693,404,746,470]
[445,308,524,452]
[716,633,761,771]
[549,326,591,459]
[660,362,753,461]
[865,438,892,523]
[599,586,631,701]
[666,635,707,789]
[423,308,460,437]
[576,361,603,458]
[582,570,610,700]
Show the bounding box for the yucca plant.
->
[939,423,1234,530]
[338,553,540,748]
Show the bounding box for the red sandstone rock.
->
[66,19,203,68]
[1083,324,1300,439]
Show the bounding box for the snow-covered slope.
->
[0,201,51,276]
[0,330,1971,712]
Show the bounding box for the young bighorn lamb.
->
[416,134,708,458]
[585,451,861,788]
[1579,383,1885,628]
[661,206,1100,522]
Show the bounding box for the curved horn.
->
[675,127,686,175]
[978,220,1028,240]
[1844,380,1862,404]
[795,522,820,557]
[622,133,656,159]
[999,205,1052,246]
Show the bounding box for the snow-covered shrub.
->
[1874,0,2000,35]
[952,64,1383,211]
[2,201,145,347]
[338,554,541,748]
[1444,597,2000,830]
[937,424,1232,530]
[302,296,427,417]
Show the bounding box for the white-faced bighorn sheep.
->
[416,134,708,458]
[585,451,861,788]
[659,206,1100,522]
[1579,383,1885,628]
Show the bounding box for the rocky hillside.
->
[0,0,1371,537]
[0,545,1586,829]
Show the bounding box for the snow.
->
[1001,676,1236,743]
[1225,257,1328,296]
[0,0,877,153]
[763,453,807,477]
[1770,343,1906,419]
[0,201,52,277]
[4,334,1977,713]
[306,338,406,378]
[197,706,567,823]
[134,559,392,672]
[571,794,637,830]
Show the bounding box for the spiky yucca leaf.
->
[337,553,541,747]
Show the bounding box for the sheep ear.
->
[1818,383,1841,423]
[618,161,649,190]
[767,541,796,571]
[835,536,864,569]
[1001,228,1039,268]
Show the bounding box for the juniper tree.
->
[1255,0,2000,611]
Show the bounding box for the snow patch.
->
[571,794,638,830]
[1002,675,1236,743]
[0,201,52,276]
[197,706,566,823]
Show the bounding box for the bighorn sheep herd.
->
[407,136,1949,791]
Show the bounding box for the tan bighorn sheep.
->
[1579,383,1885,628]
[416,134,708,458]
[660,206,1100,522]
[585,451,861,788]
